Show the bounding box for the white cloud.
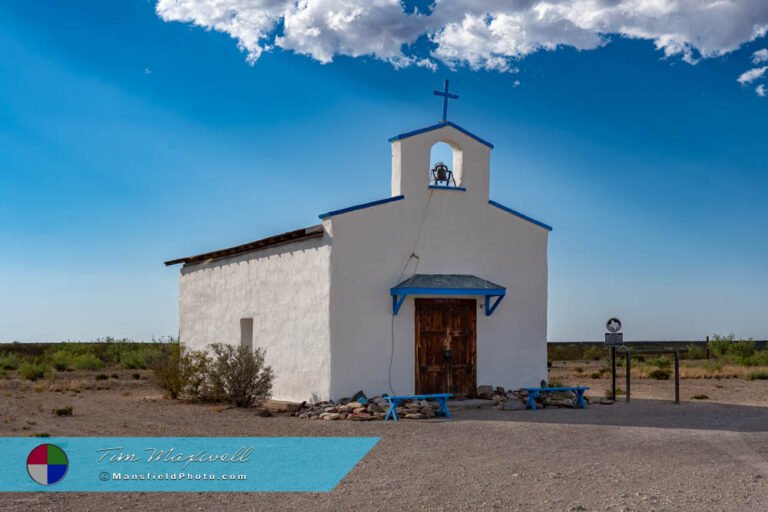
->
[757,84,767,96]
[737,66,768,85]
[754,49,768,64]
[156,0,768,71]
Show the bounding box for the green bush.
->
[72,353,104,371]
[0,353,23,370]
[648,356,671,370]
[708,334,757,363]
[19,362,48,381]
[739,351,768,367]
[206,344,274,407]
[95,373,109,381]
[48,350,75,371]
[582,346,605,361]
[151,341,187,399]
[703,360,723,372]
[686,343,708,360]
[745,371,768,381]
[648,368,671,380]
[52,405,73,416]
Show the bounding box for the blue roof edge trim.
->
[388,121,494,149]
[428,185,466,191]
[319,195,405,220]
[488,200,553,232]
[390,287,506,295]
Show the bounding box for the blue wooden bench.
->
[383,393,452,421]
[522,387,589,410]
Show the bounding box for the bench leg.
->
[577,390,586,409]
[437,398,451,418]
[385,399,400,421]
[528,392,538,411]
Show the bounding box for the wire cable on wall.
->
[388,189,435,395]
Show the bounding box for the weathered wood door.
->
[415,299,477,398]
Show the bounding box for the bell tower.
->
[388,81,493,204]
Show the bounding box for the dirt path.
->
[2,371,768,511]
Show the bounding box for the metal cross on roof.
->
[433,79,459,122]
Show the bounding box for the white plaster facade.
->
[170,121,550,403]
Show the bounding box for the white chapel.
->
[166,83,552,403]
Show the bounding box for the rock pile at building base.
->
[484,385,589,410]
[293,385,590,420]
[293,392,440,421]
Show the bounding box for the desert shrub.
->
[574,367,584,374]
[131,372,141,380]
[583,346,605,361]
[691,394,709,400]
[708,334,756,363]
[33,433,50,437]
[708,334,735,358]
[110,373,119,379]
[52,405,73,416]
[0,353,23,370]
[745,371,768,381]
[206,344,274,407]
[703,360,723,372]
[48,350,75,371]
[19,362,48,381]
[546,378,565,388]
[686,343,708,360]
[739,351,768,367]
[183,350,217,401]
[548,344,582,361]
[648,356,671,370]
[589,372,601,379]
[604,387,624,398]
[648,368,671,380]
[72,353,104,371]
[95,373,109,381]
[119,352,146,369]
[151,341,187,399]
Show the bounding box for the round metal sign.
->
[606,317,622,333]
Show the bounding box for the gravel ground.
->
[2,369,768,511]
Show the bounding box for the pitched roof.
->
[392,274,505,292]
[164,225,324,266]
[388,121,494,149]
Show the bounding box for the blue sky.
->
[0,1,766,342]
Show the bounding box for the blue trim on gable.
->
[428,185,466,191]
[388,121,494,149]
[319,195,405,220]
[488,200,553,231]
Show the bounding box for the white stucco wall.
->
[327,123,549,399]
[178,234,332,403]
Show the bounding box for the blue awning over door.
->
[390,274,506,316]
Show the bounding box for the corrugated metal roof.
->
[393,274,504,291]
[164,225,324,267]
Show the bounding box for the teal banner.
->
[0,437,379,492]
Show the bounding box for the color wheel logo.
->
[27,444,69,486]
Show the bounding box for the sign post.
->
[604,318,623,401]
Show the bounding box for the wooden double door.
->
[415,299,477,398]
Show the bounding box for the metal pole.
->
[611,346,616,401]
[674,350,680,404]
[625,351,631,403]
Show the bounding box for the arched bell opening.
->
[428,141,464,188]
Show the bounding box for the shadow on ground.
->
[448,398,768,433]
